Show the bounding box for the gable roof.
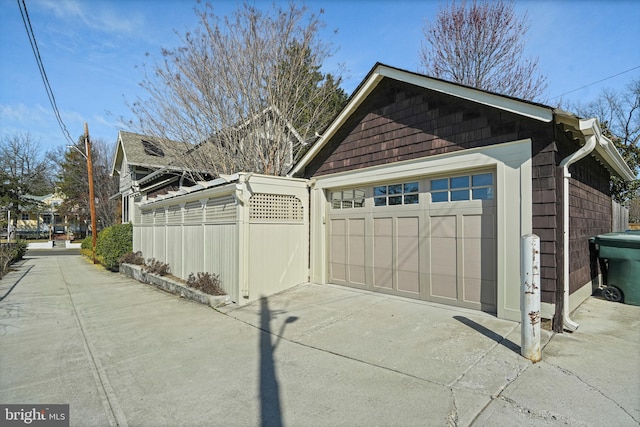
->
[110,131,188,176]
[289,63,634,181]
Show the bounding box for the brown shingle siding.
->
[303,75,618,311]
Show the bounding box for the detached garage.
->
[290,63,634,326]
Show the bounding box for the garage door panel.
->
[463,278,497,310]
[329,219,346,283]
[397,216,419,236]
[348,219,366,285]
[330,233,346,263]
[431,237,456,275]
[431,274,457,299]
[350,217,365,236]
[331,218,346,235]
[397,270,419,293]
[462,213,495,238]
[462,238,496,281]
[330,262,346,282]
[397,236,419,272]
[349,265,366,285]
[348,225,365,266]
[374,267,393,289]
[463,277,481,303]
[374,217,392,236]
[431,215,456,238]
[328,172,496,314]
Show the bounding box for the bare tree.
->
[128,2,346,180]
[0,133,53,231]
[572,78,640,206]
[420,0,547,101]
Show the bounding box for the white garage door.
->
[328,172,496,313]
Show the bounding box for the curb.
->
[119,263,231,309]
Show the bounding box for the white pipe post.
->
[522,234,541,362]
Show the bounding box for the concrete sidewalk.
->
[1,254,638,426]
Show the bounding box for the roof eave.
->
[289,63,553,177]
[555,113,635,181]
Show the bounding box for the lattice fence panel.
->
[249,193,303,222]
[166,205,182,224]
[154,208,166,224]
[184,201,204,223]
[205,195,237,222]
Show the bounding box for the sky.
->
[1,0,639,157]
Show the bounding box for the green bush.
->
[81,236,93,250]
[80,235,102,263]
[0,241,28,278]
[95,223,133,271]
[12,240,27,261]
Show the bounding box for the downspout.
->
[558,132,597,332]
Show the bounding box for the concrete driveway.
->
[1,253,638,426]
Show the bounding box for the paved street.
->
[1,252,639,426]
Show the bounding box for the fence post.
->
[522,234,541,362]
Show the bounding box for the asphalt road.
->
[25,248,81,257]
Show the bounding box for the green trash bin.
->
[594,232,640,306]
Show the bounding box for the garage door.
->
[328,172,496,313]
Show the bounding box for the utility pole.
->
[85,123,98,264]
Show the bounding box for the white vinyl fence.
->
[134,173,309,305]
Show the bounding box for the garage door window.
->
[331,189,366,209]
[431,173,494,202]
[374,182,419,206]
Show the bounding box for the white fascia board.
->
[377,65,553,123]
[110,133,125,177]
[289,72,385,177]
[595,136,636,181]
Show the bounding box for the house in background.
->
[112,110,308,226]
[16,193,65,239]
[290,63,634,329]
[110,131,199,224]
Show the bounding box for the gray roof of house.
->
[116,131,187,169]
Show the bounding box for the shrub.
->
[81,236,93,250]
[11,240,27,261]
[119,251,145,265]
[0,241,28,278]
[95,223,133,271]
[187,272,225,295]
[145,258,170,276]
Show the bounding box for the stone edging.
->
[119,263,231,309]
